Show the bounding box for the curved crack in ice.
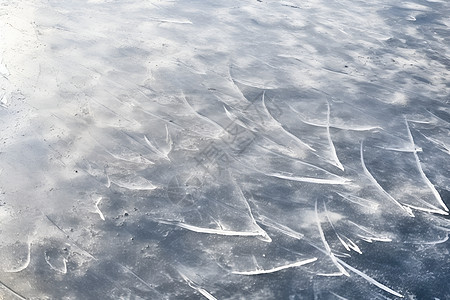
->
[288,103,382,132]
[326,101,344,170]
[360,141,415,216]
[44,254,67,274]
[155,219,267,237]
[405,119,449,214]
[233,180,272,242]
[315,201,350,277]
[94,196,105,221]
[324,202,361,254]
[4,241,31,273]
[261,91,316,152]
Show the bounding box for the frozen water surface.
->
[1,0,449,299]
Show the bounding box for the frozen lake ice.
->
[0,0,449,299]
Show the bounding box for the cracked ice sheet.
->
[1,0,450,299]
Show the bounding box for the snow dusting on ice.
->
[0,0,449,299]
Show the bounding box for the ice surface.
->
[0,0,449,299]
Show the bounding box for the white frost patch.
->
[390,91,408,105]
[0,59,9,77]
[399,2,432,10]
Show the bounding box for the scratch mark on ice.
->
[402,204,448,215]
[348,221,392,243]
[337,192,379,210]
[374,145,422,153]
[165,124,173,156]
[179,271,217,300]
[0,280,26,299]
[287,104,382,131]
[413,234,449,245]
[147,17,192,24]
[120,265,159,293]
[223,105,254,131]
[426,108,450,125]
[419,133,450,155]
[330,292,349,300]
[258,216,304,240]
[181,94,224,135]
[336,258,404,298]
[266,172,350,185]
[232,257,317,275]
[144,135,170,161]
[44,214,97,260]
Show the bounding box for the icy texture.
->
[0,0,449,299]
